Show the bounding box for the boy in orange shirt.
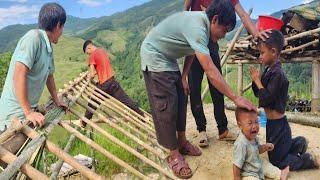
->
[80,40,144,126]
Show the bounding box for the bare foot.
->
[315,157,320,169]
[280,166,289,180]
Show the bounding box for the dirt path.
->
[185,104,320,180]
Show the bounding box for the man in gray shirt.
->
[141,0,256,178]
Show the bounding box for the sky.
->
[0,0,316,29]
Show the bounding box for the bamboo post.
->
[68,108,176,179]
[50,135,76,180]
[285,27,320,42]
[21,126,103,180]
[0,146,49,180]
[237,62,244,96]
[60,122,148,179]
[312,60,320,113]
[73,96,166,158]
[201,8,253,100]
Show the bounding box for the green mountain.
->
[0,15,97,53]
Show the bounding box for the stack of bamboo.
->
[230,27,320,62]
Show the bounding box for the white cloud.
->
[0,5,39,28]
[5,0,28,3]
[77,0,112,7]
[302,0,313,4]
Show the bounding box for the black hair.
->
[38,3,66,32]
[83,40,93,53]
[206,0,236,31]
[235,107,257,122]
[258,30,285,54]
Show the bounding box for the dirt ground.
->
[185,104,320,180]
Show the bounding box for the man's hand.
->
[265,143,274,151]
[55,100,68,112]
[26,111,45,127]
[233,96,256,111]
[249,65,260,82]
[182,76,190,95]
[254,29,272,41]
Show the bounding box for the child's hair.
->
[83,40,93,53]
[235,107,257,122]
[206,0,236,32]
[258,30,285,54]
[38,3,66,32]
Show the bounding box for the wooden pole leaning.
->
[0,146,49,180]
[21,126,103,180]
[68,108,177,179]
[82,81,155,128]
[70,94,166,159]
[72,85,156,136]
[85,81,154,126]
[60,122,148,179]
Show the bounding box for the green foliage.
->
[0,52,12,95]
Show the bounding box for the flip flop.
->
[180,141,202,156]
[218,130,238,141]
[166,154,193,179]
[198,131,209,147]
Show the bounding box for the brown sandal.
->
[167,154,193,179]
[180,141,202,156]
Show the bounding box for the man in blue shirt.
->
[0,3,67,156]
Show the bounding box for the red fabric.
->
[88,48,114,84]
[191,0,239,11]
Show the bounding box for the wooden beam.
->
[60,122,148,179]
[0,146,48,180]
[312,60,320,113]
[237,63,244,96]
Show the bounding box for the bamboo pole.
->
[72,85,156,136]
[285,27,320,42]
[68,108,176,179]
[312,60,320,113]
[242,82,252,94]
[73,92,152,141]
[60,122,148,179]
[73,95,166,159]
[81,86,156,134]
[201,8,253,100]
[282,39,319,54]
[237,62,244,96]
[21,126,103,180]
[83,85,155,131]
[85,82,154,126]
[0,146,49,180]
[50,135,76,180]
[84,82,154,128]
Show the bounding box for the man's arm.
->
[184,0,192,11]
[181,55,195,95]
[196,52,256,110]
[233,164,241,180]
[234,3,270,40]
[46,74,68,110]
[13,62,45,127]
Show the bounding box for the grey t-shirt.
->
[140,11,211,72]
[233,132,264,179]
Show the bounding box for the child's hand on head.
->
[249,65,260,82]
[265,143,274,151]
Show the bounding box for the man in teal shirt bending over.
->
[0,3,67,155]
[141,0,256,178]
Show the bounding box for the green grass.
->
[95,29,131,53]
